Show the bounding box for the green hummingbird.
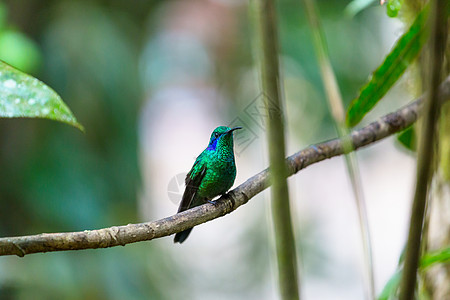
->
[174,126,242,243]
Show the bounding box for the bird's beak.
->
[226,126,242,134]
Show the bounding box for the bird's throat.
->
[206,138,218,151]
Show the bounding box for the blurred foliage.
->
[0,0,411,299]
[0,2,41,73]
[278,0,388,141]
[344,0,377,17]
[386,0,403,18]
[346,5,429,127]
[0,61,83,130]
[439,103,450,180]
[378,247,450,299]
[0,31,41,73]
[421,247,450,269]
[397,126,416,152]
[378,269,401,300]
[0,1,152,298]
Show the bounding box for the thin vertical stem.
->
[255,0,300,299]
[399,0,447,299]
[302,0,375,299]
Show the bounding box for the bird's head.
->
[206,126,242,151]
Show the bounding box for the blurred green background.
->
[0,0,414,299]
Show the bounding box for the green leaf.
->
[0,60,84,131]
[346,6,429,127]
[386,0,403,18]
[421,247,450,269]
[378,270,401,300]
[397,125,416,151]
[378,248,450,299]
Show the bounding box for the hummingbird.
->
[174,126,242,243]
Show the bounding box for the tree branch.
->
[1,76,449,257]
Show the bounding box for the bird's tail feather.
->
[174,228,193,243]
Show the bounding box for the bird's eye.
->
[214,132,220,138]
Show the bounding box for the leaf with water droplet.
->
[0,60,84,131]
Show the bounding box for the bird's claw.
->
[206,199,216,205]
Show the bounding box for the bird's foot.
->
[205,199,216,205]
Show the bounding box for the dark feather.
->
[173,228,192,243]
[177,163,206,213]
[174,162,207,243]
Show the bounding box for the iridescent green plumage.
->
[174,126,241,243]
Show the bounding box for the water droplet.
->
[4,79,17,89]
[15,98,21,104]
[28,98,36,105]
[42,108,50,115]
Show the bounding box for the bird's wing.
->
[177,158,207,213]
